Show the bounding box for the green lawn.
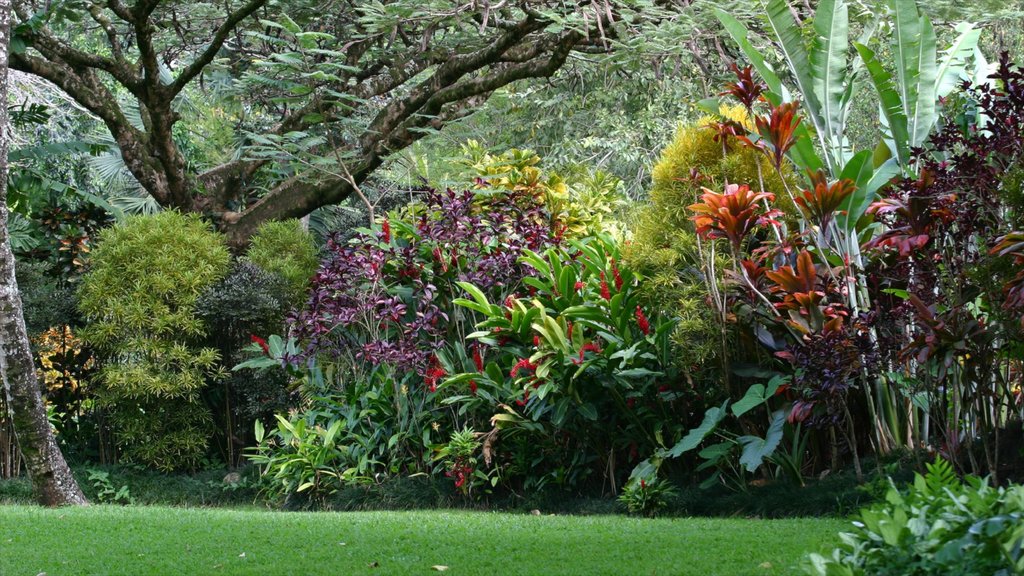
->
[0,506,844,575]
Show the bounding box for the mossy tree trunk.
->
[0,0,86,507]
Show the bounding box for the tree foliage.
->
[9,0,662,245]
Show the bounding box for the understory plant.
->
[78,211,230,471]
[443,235,685,493]
[807,458,1024,576]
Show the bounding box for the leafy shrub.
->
[444,235,687,491]
[292,185,557,375]
[248,414,363,504]
[618,476,676,516]
[624,105,794,372]
[86,469,134,505]
[78,211,230,471]
[196,261,297,460]
[807,459,1024,576]
[245,219,319,306]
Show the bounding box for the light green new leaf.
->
[856,42,910,166]
[811,0,850,153]
[936,22,981,98]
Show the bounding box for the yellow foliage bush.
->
[624,106,796,369]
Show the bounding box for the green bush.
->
[624,105,796,371]
[78,211,230,471]
[246,220,319,306]
[807,459,1024,576]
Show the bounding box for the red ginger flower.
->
[469,380,478,395]
[533,335,541,347]
[574,342,603,365]
[635,306,651,335]
[250,335,270,355]
[611,258,624,291]
[600,272,611,300]
[574,281,585,291]
[381,217,391,243]
[510,358,537,378]
[472,345,485,372]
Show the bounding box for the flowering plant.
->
[442,235,687,491]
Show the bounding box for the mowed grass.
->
[0,506,844,575]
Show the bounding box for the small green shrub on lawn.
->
[807,459,1024,576]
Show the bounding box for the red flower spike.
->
[600,272,611,301]
[574,342,603,365]
[611,258,624,291]
[381,217,391,243]
[250,335,270,355]
[469,380,478,395]
[574,281,585,291]
[533,335,541,347]
[472,345,484,372]
[510,358,537,378]
[635,306,651,335]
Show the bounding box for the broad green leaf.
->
[761,0,827,159]
[665,401,729,458]
[810,0,850,160]
[936,22,981,98]
[856,43,910,166]
[909,17,938,148]
[732,384,767,417]
[737,410,786,472]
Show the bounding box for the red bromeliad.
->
[688,183,781,254]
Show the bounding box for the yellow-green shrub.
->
[624,106,796,369]
[246,219,319,307]
[78,211,230,470]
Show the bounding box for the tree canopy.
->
[9,0,668,245]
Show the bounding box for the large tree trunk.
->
[0,0,86,507]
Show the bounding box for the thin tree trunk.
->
[0,0,86,506]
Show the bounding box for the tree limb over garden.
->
[9,0,654,246]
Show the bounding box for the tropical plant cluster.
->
[4,0,1024,524]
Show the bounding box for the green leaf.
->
[810,0,850,161]
[761,0,826,158]
[737,410,786,472]
[909,16,938,148]
[665,401,729,458]
[855,42,910,166]
[936,22,981,98]
[577,402,598,421]
[731,384,767,418]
